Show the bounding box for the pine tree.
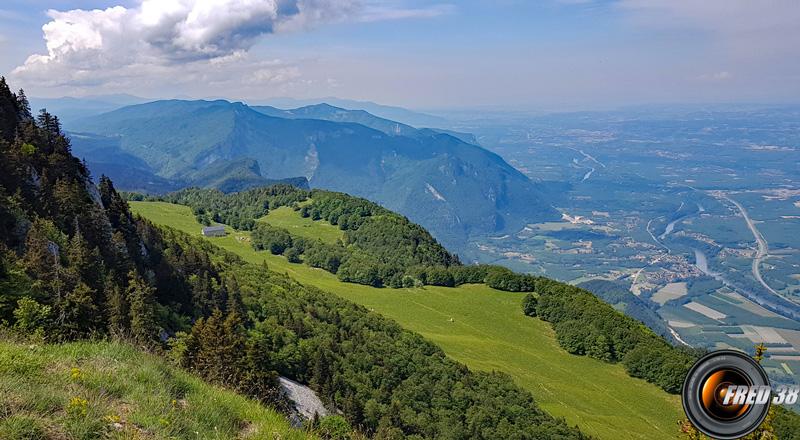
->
[36,110,61,152]
[16,89,32,123]
[240,334,282,405]
[60,281,98,338]
[127,271,158,346]
[99,176,139,261]
[225,274,247,320]
[0,77,18,142]
[23,218,63,302]
[51,178,83,231]
[109,231,132,275]
[106,277,128,336]
[195,308,225,381]
[67,225,103,291]
[220,310,247,385]
[311,338,336,401]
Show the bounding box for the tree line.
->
[523,278,702,394]
[150,183,541,291]
[148,185,310,230]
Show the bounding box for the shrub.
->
[318,415,352,440]
[12,297,51,338]
[284,247,302,263]
[522,294,538,317]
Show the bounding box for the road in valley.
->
[717,193,782,298]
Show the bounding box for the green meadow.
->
[0,337,312,439]
[130,201,683,440]
[259,206,344,244]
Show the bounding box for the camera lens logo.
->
[682,350,771,439]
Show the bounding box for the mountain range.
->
[251,96,450,128]
[66,99,556,250]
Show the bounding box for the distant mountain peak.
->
[67,99,556,250]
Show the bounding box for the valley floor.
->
[130,201,684,440]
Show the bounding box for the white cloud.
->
[698,71,732,81]
[11,0,450,93]
[359,3,454,22]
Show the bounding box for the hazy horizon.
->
[3,1,800,110]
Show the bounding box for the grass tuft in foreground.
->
[0,337,313,440]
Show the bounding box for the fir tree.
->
[106,278,128,336]
[23,218,63,301]
[127,271,158,346]
[67,225,103,291]
[0,77,17,141]
[225,274,247,320]
[60,281,98,338]
[15,89,32,122]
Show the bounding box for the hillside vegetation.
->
[0,338,310,439]
[131,200,800,440]
[137,186,697,394]
[130,200,685,440]
[144,187,536,290]
[0,78,588,439]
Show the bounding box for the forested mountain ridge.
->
[66,99,557,250]
[0,78,588,439]
[254,96,450,128]
[251,103,477,143]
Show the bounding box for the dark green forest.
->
[0,78,589,439]
[577,279,671,341]
[140,186,538,290]
[524,280,701,394]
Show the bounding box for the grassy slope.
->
[259,206,344,244]
[130,201,683,440]
[0,337,311,440]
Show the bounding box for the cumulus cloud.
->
[13,0,352,81]
[11,0,448,93]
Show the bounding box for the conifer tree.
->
[23,218,63,301]
[60,281,98,338]
[15,89,32,122]
[36,109,61,151]
[106,278,128,336]
[195,308,224,380]
[67,225,103,291]
[0,77,18,141]
[225,274,247,320]
[127,271,158,346]
[220,310,247,384]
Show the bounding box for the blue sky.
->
[1,0,798,110]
